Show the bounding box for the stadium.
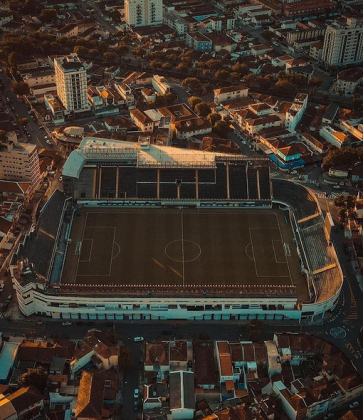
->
[10,138,343,323]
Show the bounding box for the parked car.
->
[133,401,139,412]
[62,321,72,326]
[134,336,144,342]
[5,294,12,304]
[349,401,359,409]
[59,176,63,182]
[36,320,44,325]
[333,185,340,189]
[134,389,139,399]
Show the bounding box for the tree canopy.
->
[195,102,212,118]
[322,147,363,171]
[18,367,48,392]
[11,81,30,96]
[187,96,202,109]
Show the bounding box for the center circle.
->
[165,240,201,263]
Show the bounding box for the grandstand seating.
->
[100,167,117,198]
[160,169,196,183]
[180,184,197,199]
[229,164,248,199]
[160,183,178,199]
[258,167,271,200]
[77,168,95,199]
[137,168,157,182]
[19,190,65,277]
[247,168,259,199]
[198,169,215,183]
[272,179,318,220]
[137,183,157,198]
[118,166,137,198]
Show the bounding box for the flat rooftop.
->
[61,208,309,301]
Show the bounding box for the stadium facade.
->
[10,138,343,324]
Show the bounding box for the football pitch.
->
[61,208,308,299]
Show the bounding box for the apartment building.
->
[0,139,41,186]
[125,0,163,27]
[54,54,90,114]
[285,93,308,132]
[322,16,363,67]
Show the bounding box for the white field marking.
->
[79,239,93,262]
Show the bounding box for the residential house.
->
[0,386,44,420]
[169,371,195,420]
[333,68,363,96]
[285,93,308,133]
[214,84,249,105]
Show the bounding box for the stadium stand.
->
[229,164,248,199]
[247,168,259,200]
[160,169,195,183]
[272,179,318,220]
[160,183,178,199]
[118,166,137,198]
[180,184,197,199]
[77,168,94,199]
[100,167,117,198]
[137,183,158,198]
[258,167,271,200]
[16,190,66,278]
[198,169,216,183]
[137,168,158,182]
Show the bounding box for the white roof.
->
[62,137,233,178]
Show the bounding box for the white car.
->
[349,401,359,409]
[46,140,51,144]
[134,389,139,398]
[134,336,144,342]
[333,185,340,189]
[59,176,63,182]
[62,321,72,326]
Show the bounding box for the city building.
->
[322,16,363,67]
[124,0,163,28]
[285,93,308,132]
[332,67,363,95]
[54,54,90,114]
[0,138,41,186]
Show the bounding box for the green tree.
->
[207,112,221,125]
[133,47,145,57]
[213,120,231,137]
[114,43,129,55]
[103,52,118,62]
[11,81,30,96]
[308,77,322,88]
[187,96,202,109]
[39,8,57,23]
[333,195,356,209]
[262,30,274,41]
[0,129,7,141]
[18,367,48,392]
[74,45,88,56]
[119,345,133,370]
[215,69,230,80]
[322,147,363,171]
[232,63,249,78]
[176,62,188,72]
[182,77,201,94]
[274,79,296,95]
[106,327,118,345]
[206,59,223,71]
[195,102,212,118]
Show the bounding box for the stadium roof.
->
[63,137,241,178]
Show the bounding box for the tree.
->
[114,43,129,55]
[103,52,118,62]
[187,96,202,109]
[39,8,57,23]
[232,63,249,78]
[322,147,363,171]
[182,77,201,94]
[176,62,188,72]
[133,47,145,58]
[215,69,230,80]
[106,327,118,345]
[308,77,322,88]
[74,45,88,56]
[334,195,356,209]
[213,120,231,137]
[207,112,221,125]
[119,345,133,370]
[195,102,212,118]
[18,117,28,126]
[262,30,274,41]
[11,81,30,96]
[274,79,296,95]
[18,367,48,392]
[0,129,7,141]
[206,59,223,71]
